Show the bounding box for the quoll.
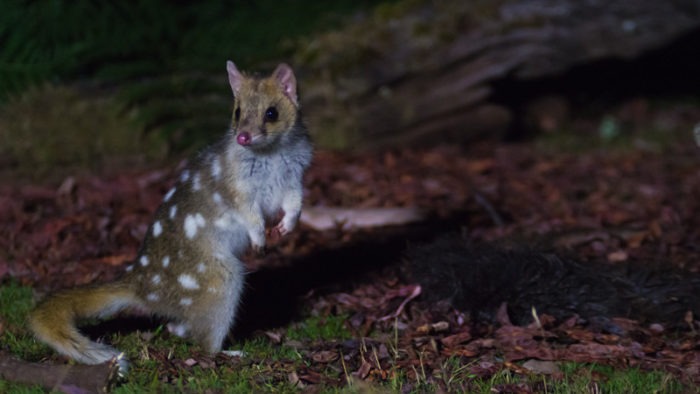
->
[29,60,313,369]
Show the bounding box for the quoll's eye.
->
[234,107,241,121]
[264,106,278,122]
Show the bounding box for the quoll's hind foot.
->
[78,345,129,376]
[114,353,130,377]
[77,342,127,367]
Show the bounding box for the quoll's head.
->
[227,60,300,149]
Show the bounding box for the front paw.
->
[276,211,301,237]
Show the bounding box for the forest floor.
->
[1,99,699,392]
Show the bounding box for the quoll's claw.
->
[268,226,281,242]
[274,222,288,237]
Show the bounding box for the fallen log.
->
[295,0,700,148]
[0,352,119,394]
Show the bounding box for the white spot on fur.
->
[152,221,162,237]
[213,252,226,260]
[164,187,176,202]
[211,159,222,180]
[169,205,177,219]
[180,170,190,183]
[208,286,218,293]
[178,274,199,290]
[180,298,193,306]
[151,274,161,285]
[167,323,188,337]
[192,173,201,191]
[162,256,170,268]
[214,214,235,230]
[125,264,134,272]
[146,293,159,302]
[184,213,206,239]
[214,217,227,228]
[140,255,149,267]
[212,192,223,205]
[197,263,206,273]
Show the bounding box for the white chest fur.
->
[229,141,309,221]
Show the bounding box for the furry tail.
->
[29,281,141,368]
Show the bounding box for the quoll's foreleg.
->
[275,189,303,236]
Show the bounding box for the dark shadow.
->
[80,316,163,339]
[489,26,700,139]
[232,214,468,338]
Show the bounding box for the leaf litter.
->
[1,106,700,391]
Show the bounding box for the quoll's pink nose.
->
[236,132,252,146]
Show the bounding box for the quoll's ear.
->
[227,60,243,95]
[273,63,298,106]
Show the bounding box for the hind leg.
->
[182,288,241,353]
[187,317,230,353]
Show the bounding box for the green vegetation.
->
[0,283,47,393]
[0,0,386,97]
[0,0,391,163]
[0,282,46,359]
[553,363,687,394]
[0,381,44,394]
[286,314,352,341]
[0,84,166,179]
[0,282,33,327]
[0,283,692,393]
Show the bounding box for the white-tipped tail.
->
[29,282,140,370]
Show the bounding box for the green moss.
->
[0,84,166,178]
[286,314,352,341]
[0,282,47,360]
[241,337,303,362]
[0,282,34,327]
[0,381,45,394]
[557,363,687,394]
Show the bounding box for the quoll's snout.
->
[237,132,252,146]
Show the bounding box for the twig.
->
[473,191,504,227]
[379,285,422,321]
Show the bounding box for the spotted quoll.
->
[29,61,313,370]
